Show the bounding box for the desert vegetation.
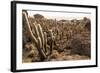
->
[22,10,91,63]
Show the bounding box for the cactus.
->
[22,11,53,61]
[37,37,47,60]
[32,22,39,38]
[22,12,38,44]
[44,32,47,53]
[37,24,45,51]
[48,29,54,55]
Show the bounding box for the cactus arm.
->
[32,23,40,38]
[44,32,49,55]
[37,24,45,52]
[37,37,46,59]
[22,12,38,44]
[44,32,47,51]
[49,30,53,55]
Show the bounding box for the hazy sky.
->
[27,10,91,20]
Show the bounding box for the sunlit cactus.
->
[37,24,45,51]
[22,11,54,61]
[22,12,37,44]
[48,29,55,55]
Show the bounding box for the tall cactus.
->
[37,24,45,52]
[37,37,46,60]
[22,11,53,61]
[44,32,47,53]
[23,12,37,44]
[48,30,54,55]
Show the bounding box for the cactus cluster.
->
[22,11,91,62]
[22,11,53,61]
